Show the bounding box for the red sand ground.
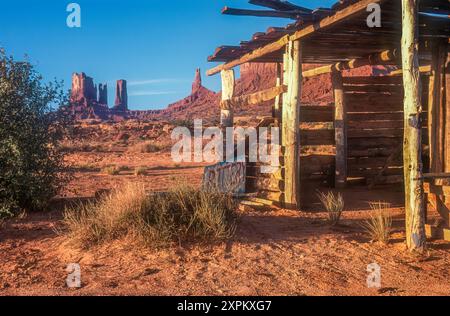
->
[0,138,449,296]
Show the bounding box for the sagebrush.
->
[63,183,237,247]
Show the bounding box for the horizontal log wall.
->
[344,75,429,185]
[247,105,335,205]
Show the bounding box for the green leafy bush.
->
[0,50,68,218]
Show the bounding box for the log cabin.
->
[206,0,450,250]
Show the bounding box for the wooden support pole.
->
[332,70,347,189]
[220,69,235,129]
[401,0,426,252]
[273,63,283,126]
[445,50,450,172]
[282,40,301,209]
[221,69,235,162]
[428,40,447,173]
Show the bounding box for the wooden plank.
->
[220,70,235,129]
[348,167,403,177]
[346,100,404,113]
[389,65,432,76]
[343,84,403,93]
[428,40,446,173]
[221,7,310,20]
[348,128,404,138]
[221,85,287,110]
[300,130,335,145]
[402,0,426,252]
[348,156,402,168]
[248,0,312,13]
[348,137,402,149]
[347,112,404,121]
[332,71,347,188]
[348,120,404,129]
[300,106,334,122]
[206,0,382,76]
[343,76,403,85]
[445,51,450,172]
[348,148,400,158]
[300,122,334,130]
[367,175,403,186]
[422,172,450,179]
[282,40,301,209]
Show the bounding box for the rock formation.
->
[98,83,108,105]
[114,80,128,111]
[192,68,202,94]
[65,64,397,122]
[70,72,97,104]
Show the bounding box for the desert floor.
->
[0,148,449,296]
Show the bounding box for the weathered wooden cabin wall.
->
[343,75,429,185]
[245,104,335,206]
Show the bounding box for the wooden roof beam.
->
[302,49,400,78]
[221,7,312,20]
[207,0,384,76]
[248,0,312,13]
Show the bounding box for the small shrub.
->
[134,166,147,176]
[317,191,344,226]
[63,183,237,248]
[102,166,120,175]
[129,141,162,153]
[361,202,392,244]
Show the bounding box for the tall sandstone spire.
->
[114,79,128,111]
[98,83,108,105]
[192,68,202,94]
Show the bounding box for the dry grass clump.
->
[317,191,344,226]
[59,141,105,153]
[63,183,237,248]
[134,166,147,176]
[101,165,129,175]
[129,141,163,153]
[361,201,392,244]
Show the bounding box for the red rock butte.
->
[65,64,395,122]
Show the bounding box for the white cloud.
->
[127,78,188,86]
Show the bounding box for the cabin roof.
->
[207,0,450,74]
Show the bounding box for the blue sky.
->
[0,0,335,110]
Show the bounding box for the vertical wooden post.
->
[401,0,426,252]
[220,69,235,129]
[428,40,446,173]
[273,63,283,126]
[221,69,235,161]
[282,40,302,209]
[332,70,347,189]
[445,50,450,172]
